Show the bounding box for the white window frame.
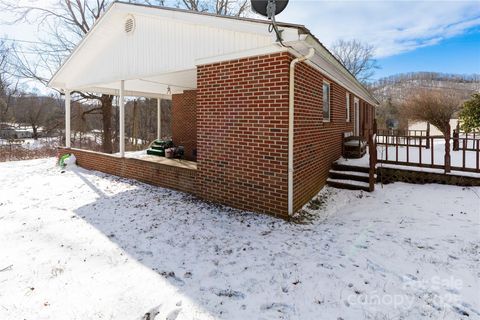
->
[322,81,331,122]
[346,92,350,122]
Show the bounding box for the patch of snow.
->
[376,140,478,169]
[377,163,480,178]
[0,158,479,319]
[0,137,60,150]
[123,150,148,158]
[338,141,480,178]
[327,178,370,188]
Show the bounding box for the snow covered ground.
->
[377,139,478,169]
[0,137,60,150]
[0,158,479,320]
[339,139,480,178]
[341,139,478,169]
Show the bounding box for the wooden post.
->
[453,128,459,151]
[385,136,389,161]
[396,140,399,162]
[406,136,409,163]
[426,122,430,149]
[444,123,451,173]
[368,134,376,192]
[419,142,422,165]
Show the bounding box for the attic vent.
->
[124,15,135,34]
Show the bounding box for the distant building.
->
[14,130,33,139]
[0,125,16,139]
[408,119,459,136]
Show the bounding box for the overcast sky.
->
[0,0,479,90]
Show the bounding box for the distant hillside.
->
[371,72,480,129]
[371,72,480,103]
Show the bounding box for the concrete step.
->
[329,170,370,183]
[332,162,370,173]
[327,178,371,192]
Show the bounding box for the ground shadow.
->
[72,168,322,320]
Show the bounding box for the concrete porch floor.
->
[125,152,197,170]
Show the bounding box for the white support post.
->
[65,90,71,148]
[157,98,161,141]
[119,80,125,157]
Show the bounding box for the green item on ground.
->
[58,154,71,168]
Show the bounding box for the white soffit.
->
[49,2,301,95]
[74,68,196,97]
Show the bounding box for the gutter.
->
[288,47,315,217]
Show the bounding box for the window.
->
[323,82,330,122]
[346,93,350,122]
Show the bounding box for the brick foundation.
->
[58,148,196,194]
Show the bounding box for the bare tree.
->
[180,0,249,16]
[0,40,19,123]
[13,94,51,139]
[0,0,118,151]
[1,0,249,152]
[401,88,463,172]
[330,39,380,83]
[0,40,9,121]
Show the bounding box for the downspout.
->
[288,47,315,217]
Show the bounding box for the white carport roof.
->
[49,1,378,105]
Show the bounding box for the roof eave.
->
[48,2,117,90]
[300,33,379,106]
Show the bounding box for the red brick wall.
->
[360,102,376,138]
[172,90,197,161]
[58,147,196,194]
[293,61,374,211]
[196,52,291,218]
[59,52,375,219]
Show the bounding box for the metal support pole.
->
[65,90,71,148]
[119,80,125,157]
[157,98,161,141]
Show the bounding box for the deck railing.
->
[368,134,377,191]
[376,129,430,148]
[453,129,480,151]
[375,133,480,173]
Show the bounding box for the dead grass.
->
[0,141,58,162]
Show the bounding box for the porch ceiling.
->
[73,68,197,98]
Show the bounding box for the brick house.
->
[51,2,378,219]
